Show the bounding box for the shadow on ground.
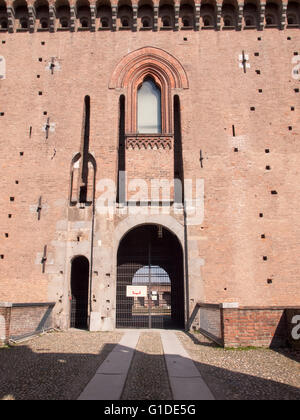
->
[0,333,299,400]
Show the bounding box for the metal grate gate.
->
[116,225,184,329]
[70,256,89,329]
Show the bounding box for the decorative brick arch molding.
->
[109,47,189,134]
[110,214,201,329]
[113,215,185,253]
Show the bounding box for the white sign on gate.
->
[126,286,147,298]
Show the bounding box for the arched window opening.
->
[265,2,279,26]
[61,17,69,27]
[245,16,253,26]
[80,17,89,27]
[201,4,215,28]
[56,2,71,29]
[41,18,49,28]
[35,2,49,30]
[162,16,170,26]
[287,2,300,25]
[222,3,237,28]
[180,3,194,28]
[203,16,211,26]
[159,4,174,28]
[109,47,189,135]
[137,77,162,134]
[266,14,274,25]
[0,0,7,30]
[142,17,150,27]
[20,17,28,28]
[118,5,133,29]
[0,18,7,29]
[97,2,112,29]
[77,1,91,29]
[14,1,29,30]
[101,17,109,27]
[182,16,190,26]
[224,16,232,26]
[243,3,258,28]
[138,4,153,29]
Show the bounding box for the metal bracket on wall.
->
[45,118,50,139]
[50,58,55,75]
[37,196,42,220]
[41,245,47,273]
[239,51,250,73]
[200,150,204,168]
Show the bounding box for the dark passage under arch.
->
[116,224,185,329]
[70,256,89,329]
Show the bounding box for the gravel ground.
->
[1,329,299,400]
[177,331,300,400]
[0,329,123,400]
[121,331,172,400]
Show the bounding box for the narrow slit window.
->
[137,77,162,134]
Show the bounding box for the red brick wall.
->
[0,17,300,323]
[221,307,288,348]
[126,142,174,202]
[9,303,55,340]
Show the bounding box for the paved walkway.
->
[161,331,214,400]
[78,330,140,400]
[78,330,215,400]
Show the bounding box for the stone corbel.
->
[174,5,180,31]
[132,5,138,32]
[153,5,158,31]
[216,4,222,31]
[280,2,287,30]
[7,6,15,33]
[49,5,56,32]
[28,5,36,33]
[195,4,200,31]
[259,3,266,30]
[70,5,76,32]
[237,4,243,31]
[112,5,117,31]
[90,5,96,32]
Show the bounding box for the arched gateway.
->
[116,224,184,329]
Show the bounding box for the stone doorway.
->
[70,256,89,329]
[116,224,184,329]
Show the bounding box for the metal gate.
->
[116,225,184,329]
[70,295,88,329]
[70,256,89,329]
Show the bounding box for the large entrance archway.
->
[116,224,184,329]
[70,256,89,329]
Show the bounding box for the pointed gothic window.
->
[137,77,162,134]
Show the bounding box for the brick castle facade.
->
[0,0,300,345]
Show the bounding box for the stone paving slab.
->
[121,331,173,400]
[78,331,140,400]
[160,331,215,401]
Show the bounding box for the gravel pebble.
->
[1,329,299,400]
[177,331,300,400]
[121,332,172,400]
[0,329,122,400]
